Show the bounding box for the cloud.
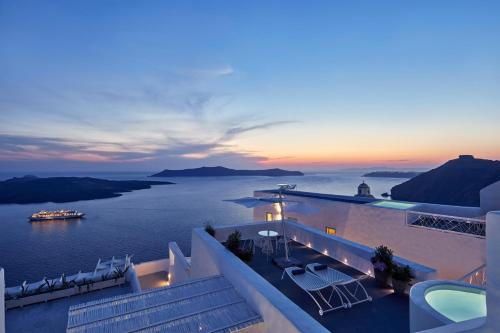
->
[222,121,298,141]
[178,65,235,78]
[0,128,269,170]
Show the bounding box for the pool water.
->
[425,288,486,322]
[370,200,417,210]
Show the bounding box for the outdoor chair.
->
[306,263,372,307]
[284,266,348,316]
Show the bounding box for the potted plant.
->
[370,245,393,287]
[225,231,253,262]
[226,230,241,252]
[391,264,414,295]
[204,222,216,237]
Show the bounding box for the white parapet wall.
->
[1,268,5,333]
[168,242,191,285]
[484,211,500,332]
[130,258,170,292]
[190,228,330,333]
[285,221,437,281]
[254,191,485,279]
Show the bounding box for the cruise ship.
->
[29,210,85,222]
[1,180,499,333]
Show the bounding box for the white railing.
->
[406,211,486,238]
[459,264,487,287]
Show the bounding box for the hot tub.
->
[410,280,486,332]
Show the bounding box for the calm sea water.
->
[0,171,404,285]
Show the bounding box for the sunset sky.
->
[1,1,499,172]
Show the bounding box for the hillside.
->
[0,176,173,204]
[150,166,304,177]
[390,155,500,206]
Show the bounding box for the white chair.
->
[284,266,348,315]
[306,263,372,307]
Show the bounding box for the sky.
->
[0,0,499,172]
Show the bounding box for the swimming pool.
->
[370,200,418,210]
[425,287,486,322]
[410,280,486,332]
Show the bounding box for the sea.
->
[0,171,405,286]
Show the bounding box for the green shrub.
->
[204,223,216,237]
[237,248,253,262]
[392,264,415,282]
[370,245,394,272]
[226,230,241,252]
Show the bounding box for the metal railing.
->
[406,211,486,238]
[458,264,486,287]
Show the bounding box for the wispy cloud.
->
[222,121,298,141]
[177,65,235,78]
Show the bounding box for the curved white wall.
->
[484,211,500,332]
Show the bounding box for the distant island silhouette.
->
[0,176,173,204]
[363,171,422,178]
[150,166,304,177]
[391,155,500,206]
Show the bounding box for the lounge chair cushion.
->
[291,268,306,275]
[313,264,328,271]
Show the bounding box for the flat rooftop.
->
[6,285,132,333]
[247,241,409,333]
[257,189,378,204]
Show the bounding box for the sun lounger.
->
[284,266,348,315]
[306,263,372,307]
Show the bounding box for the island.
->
[390,155,500,206]
[363,171,422,178]
[150,166,304,177]
[0,176,173,204]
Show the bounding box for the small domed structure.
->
[355,181,374,198]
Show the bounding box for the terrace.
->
[248,241,409,333]
[196,221,437,333]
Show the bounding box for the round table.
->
[258,230,279,237]
[258,230,279,258]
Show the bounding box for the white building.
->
[1,182,499,333]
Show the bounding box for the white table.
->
[258,230,279,238]
[258,230,279,258]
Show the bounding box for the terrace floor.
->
[5,284,132,333]
[247,241,409,333]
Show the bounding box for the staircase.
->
[67,275,263,333]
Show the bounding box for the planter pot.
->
[392,279,408,295]
[374,269,391,288]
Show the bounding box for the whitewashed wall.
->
[481,181,500,214]
[190,228,330,333]
[285,221,436,281]
[213,221,281,242]
[254,192,485,279]
[168,242,191,285]
[133,259,169,276]
[484,211,500,332]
